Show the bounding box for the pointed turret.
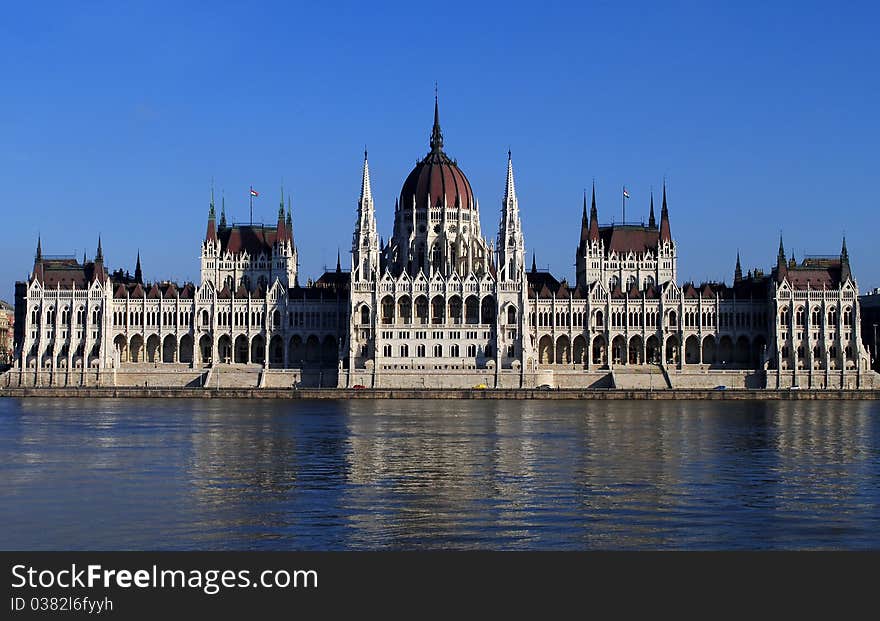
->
[840,236,852,283]
[276,186,287,242]
[734,251,743,283]
[134,251,143,285]
[531,252,537,274]
[776,235,787,282]
[352,150,380,281]
[206,186,217,241]
[336,248,342,273]
[31,236,44,282]
[579,191,589,246]
[219,193,227,228]
[96,236,104,263]
[497,150,525,280]
[361,148,373,203]
[429,92,444,153]
[659,182,672,243]
[648,190,656,229]
[504,149,516,200]
[588,182,600,242]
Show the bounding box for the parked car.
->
[472,383,488,390]
[352,384,366,390]
[713,385,727,390]
[537,384,553,391]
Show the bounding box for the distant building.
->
[5,98,876,389]
[0,300,12,365]
[859,288,880,372]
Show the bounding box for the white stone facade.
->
[7,105,875,390]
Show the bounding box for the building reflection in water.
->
[0,398,878,550]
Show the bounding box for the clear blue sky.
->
[2,1,878,300]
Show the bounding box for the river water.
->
[1,398,878,550]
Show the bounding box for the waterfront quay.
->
[2,387,878,400]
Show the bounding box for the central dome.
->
[399,98,475,210]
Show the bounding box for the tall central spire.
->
[430,90,444,153]
[361,148,373,204]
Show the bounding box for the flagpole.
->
[622,186,626,224]
[250,186,253,225]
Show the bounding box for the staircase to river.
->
[205,364,263,389]
[611,364,670,389]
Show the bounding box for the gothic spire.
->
[648,190,656,229]
[504,149,516,202]
[336,248,341,273]
[734,251,743,283]
[588,181,600,242]
[579,191,589,245]
[531,252,537,273]
[36,235,42,261]
[841,236,852,282]
[279,184,286,220]
[135,250,143,285]
[659,181,671,243]
[96,236,103,263]
[775,234,787,282]
[206,186,217,241]
[219,192,227,228]
[276,187,287,243]
[360,149,373,205]
[352,149,380,281]
[498,150,524,280]
[429,90,444,153]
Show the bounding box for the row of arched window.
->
[530,309,679,330]
[112,310,190,328]
[380,343,493,358]
[32,306,101,327]
[780,306,852,327]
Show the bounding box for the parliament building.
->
[8,100,875,390]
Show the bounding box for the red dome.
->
[399,150,475,210]
[399,97,475,210]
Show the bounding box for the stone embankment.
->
[1,386,878,400]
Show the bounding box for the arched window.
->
[609,275,619,291]
[507,306,516,325]
[360,306,370,325]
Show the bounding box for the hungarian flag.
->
[623,188,630,199]
[250,187,259,197]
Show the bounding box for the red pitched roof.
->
[599,225,659,255]
[31,258,106,289]
[219,224,281,255]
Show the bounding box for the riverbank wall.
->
[1,386,878,400]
